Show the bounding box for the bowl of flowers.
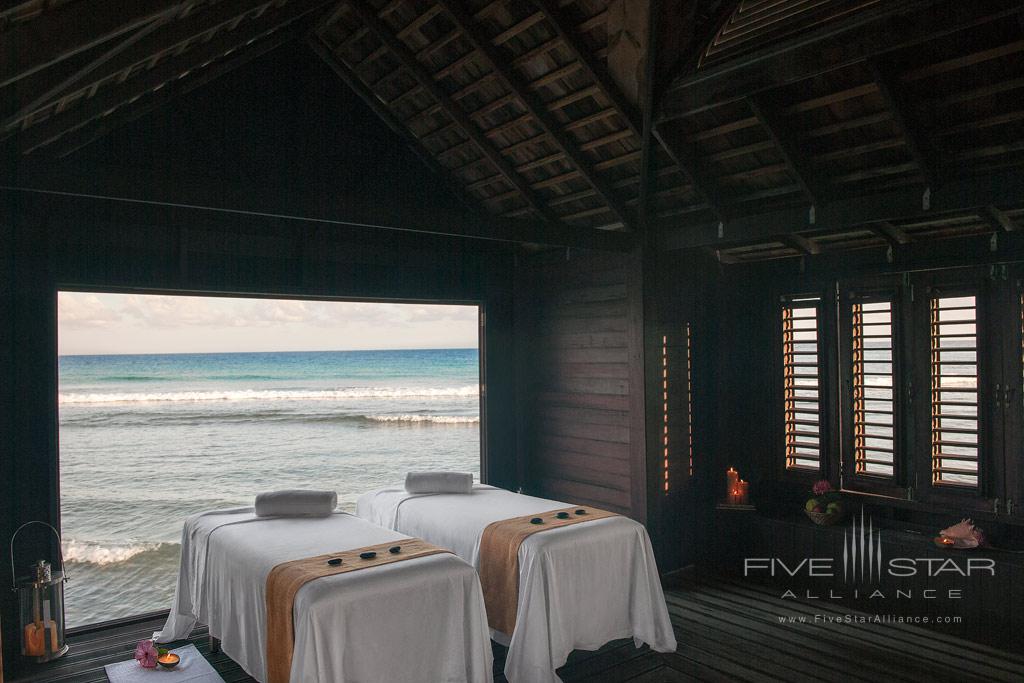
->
[804,480,845,525]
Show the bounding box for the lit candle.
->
[738,480,750,505]
[726,468,739,503]
[157,652,180,669]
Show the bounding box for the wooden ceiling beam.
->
[46,23,304,159]
[657,0,1024,122]
[312,34,635,253]
[435,0,633,230]
[867,221,910,246]
[778,233,821,255]
[4,0,300,134]
[15,0,329,154]
[747,95,827,208]
[659,168,1024,250]
[362,6,600,110]
[531,0,640,136]
[2,14,172,131]
[0,0,183,90]
[653,125,730,223]
[346,0,559,224]
[867,57,939,189]
[980,206,1019,232]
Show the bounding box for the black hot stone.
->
[359,551,377,560]
[327,558,342,566]
[556,512,570,519]
[530,517,544,524]
[575,509,587,515]
[389,546,401,554]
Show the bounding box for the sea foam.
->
[364,414,479,424]
[63,540,173,565]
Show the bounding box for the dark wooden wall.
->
[513,247,718,573]
[514,249,647,522]
[644,251,719,572]
[0,191,517,674]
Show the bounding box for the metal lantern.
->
[9,521,69,663]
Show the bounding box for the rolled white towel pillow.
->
[254,489,337,517]
[404,471,473,494]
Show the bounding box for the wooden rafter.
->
[637,0,664,232]
[868,221,911,246]
[345,0,558,224]
[15,0,330,154]
[778,233,821,256]
[4,0,298,134]
[659,168,1024,250]
[747,95,827,208]
[653,125,729,223]
[531,0,640,135]
[867,57,938,189]
[2,13,174,131]
[657,0,1024,121]
[49,24,305,159]
[434,0,632,229]
[981,206,1019,232]
[0,0,182,90]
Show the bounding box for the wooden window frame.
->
[839,282,906,499]
[777,291,836,483]
[913,271,996,511]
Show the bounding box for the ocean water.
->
[57,349,480,628]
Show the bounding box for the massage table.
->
[356,484,677,683]
[155,508,493,682]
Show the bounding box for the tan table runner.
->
[479,506,618,635]
[265,538,450,683]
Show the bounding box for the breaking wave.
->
[63,540,178,566]
[364,414,479,424]
[59,385,479,405]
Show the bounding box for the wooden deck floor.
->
[8,577,1024,682]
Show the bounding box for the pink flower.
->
[135,639,158,668]
[812,480,833,496]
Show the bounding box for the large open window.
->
[58,291,481,628]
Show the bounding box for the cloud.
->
[58,293,122,328]
[118,294,231,328]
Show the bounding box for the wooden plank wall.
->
[0,192,517,677]
[515,248,647,522]
[643,251,720,572]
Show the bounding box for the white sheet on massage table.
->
[155,508,493,683]
[356,485,677,683]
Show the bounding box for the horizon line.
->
[58,346,478,358]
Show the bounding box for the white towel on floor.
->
[254,489,336,517]
[404,471,473,494]
[104,644,224,683]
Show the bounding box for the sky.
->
[57,292,479,355]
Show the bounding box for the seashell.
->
[556,511,570,519]
[530,517,543,524]
[389,545,401,554]
[327,558,343,566]
[359,551,377,560]
[575,509,586,515]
